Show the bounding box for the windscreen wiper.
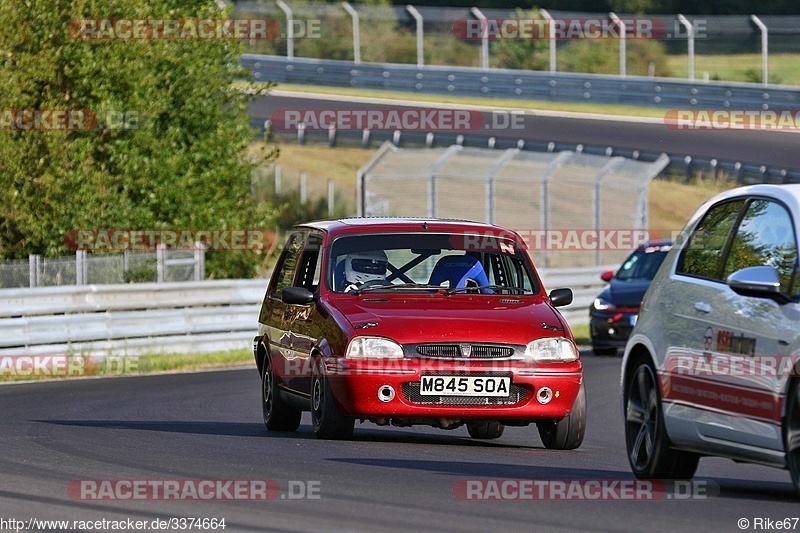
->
[354,283,447,294]
[445,285,530,295]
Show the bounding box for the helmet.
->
[345,250,388,285]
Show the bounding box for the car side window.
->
[677,200,745,281]
[296,233,323,293]
[723,199,799,294]
[273,232,305,295]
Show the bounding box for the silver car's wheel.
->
[785,383,800,493]
[625,359,698,479]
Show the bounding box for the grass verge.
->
[0,349,253,384]
[570,323,591,347]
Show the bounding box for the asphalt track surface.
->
[250,94,800,171]
[1,353,797,533]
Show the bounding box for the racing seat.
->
[428,255,490,292]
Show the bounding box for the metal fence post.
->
[156,244,166,283]
[750,15,768,85]
[609,13,626,78]
[29,254,40,288]
[300,172,307,204]
[76,250,87,285]
[486,148,520,224]
[470,7,489,70]
[406,5,424,67]
[276,0,294,59]
[194,242,205,281]
[342,2,361,64]
[539,9,556,73]
[677,15,695,81]
[328,179,335,216]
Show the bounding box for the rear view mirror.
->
[549,288,573,307]
[600,270,614,282]
[727,266,792,305]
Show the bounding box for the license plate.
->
[419,376,511,397]
[630,314,638,326]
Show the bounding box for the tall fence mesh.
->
[0,249,203,289]
[359,143,669,268]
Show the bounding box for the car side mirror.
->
[600,270,614,282]
[727,266,792,305]
[281,286,315,305]
[549,288,573,307]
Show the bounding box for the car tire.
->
[624,358,699,479]
[262,357,301,432]
[311,359,355,440]
[592,345,617,356]
[784,381,800,494]
[466,421,505,439]
[537,382,586,450]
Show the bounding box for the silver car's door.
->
[656,199,747,447]
[700,198,800,452]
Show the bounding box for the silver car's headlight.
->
[525,337,579,362]
[346,337,404,359]
[593,297,615,311]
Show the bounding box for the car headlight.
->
[525,337,579,362]
[346,337,404,359]
[593,297,615,311]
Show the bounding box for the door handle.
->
[694,302,712,314]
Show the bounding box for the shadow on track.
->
[32,420,312,438]
[33,420,540,447]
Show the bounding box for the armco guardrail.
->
[539,265,611,327]
[1,266,608,357]
[0,280,267,357]
[242,54,800,111]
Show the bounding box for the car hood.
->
[329,295,564,345]
[600,279,652,308]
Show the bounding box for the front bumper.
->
[589,312,637,347]
[323,358,583,421]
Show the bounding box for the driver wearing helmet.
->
[343,250,388,291]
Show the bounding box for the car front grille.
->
[415,344,515,359]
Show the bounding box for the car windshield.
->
[328,232,538,295]
[615,245,671,281]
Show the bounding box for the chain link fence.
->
[235,1,800,84]
[358,142,669,268]
[0,248,205,289]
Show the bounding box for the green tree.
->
[560,38,672,77]
[491,8,550,71]
[0,0,274,278]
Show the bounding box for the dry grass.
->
[648,177,734,232]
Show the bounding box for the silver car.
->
[621,184,800,490]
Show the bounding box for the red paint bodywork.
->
[256,218,583,426]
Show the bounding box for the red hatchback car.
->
[254,218,586,448]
